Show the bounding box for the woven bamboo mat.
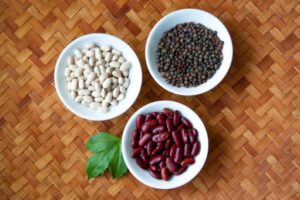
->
[1,0,300,199]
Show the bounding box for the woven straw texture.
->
[1,0,300,199]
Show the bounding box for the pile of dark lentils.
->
[156,22,224,87]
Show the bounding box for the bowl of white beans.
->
[54,33,142,121]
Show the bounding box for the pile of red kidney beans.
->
[131,108,200,180]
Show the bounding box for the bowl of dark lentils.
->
[146,9,233,96]
[122,101,209,189]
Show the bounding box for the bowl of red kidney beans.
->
[122,101,208,189]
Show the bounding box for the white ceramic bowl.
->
[54,33,142,121]
[122,101,209,189]
[145,9,233,96]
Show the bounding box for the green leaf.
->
[86,146,117,179]
[86,132,119,154]
[109,141,128,179]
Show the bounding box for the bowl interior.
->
[55,34,142,121]
[122,101,209,189]
[146,9,233,96]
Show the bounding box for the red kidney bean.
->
[141,149,149,164]
[191,141,200,156]
[139,133,151,146]
[191,128,198,138]
[149,169,162,179]
[173,166,187,175]
[149,155,164,165]
[150,164,158,171]
[170,144,177,159]
[166,118,174,132]
[172,131,182,147]
[152,126,166,134]
[174,147,183,164]
[152,132,169,142]
[145,119,158,127]
[165,139,173,150]
[181,157,195,167]
[141,124,151,133]
[176,124,184,132]
[173,111,180,127]
[151,142,163,156]
[131,140,138,148]
[180,128,189,144]
[146,141,155,155]
[159,161,165,169]
[166,157,178,173]
[163,150,169,157]
[131,147,142,158]
[136,157,148,169]
[152,112,159,118]
[161,167,170,181]
[188,130,195,143]
[132,129,140,143]
[163,108,173,116]
[184,143,192,157]
[136,115,145,130]
[145,113,154,122]
[181,117,192,128]
[157,113,166,126]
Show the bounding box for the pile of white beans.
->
[64,43,131,113]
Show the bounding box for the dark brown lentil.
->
[156,22,224,87]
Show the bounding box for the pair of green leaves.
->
[86,133,127,179]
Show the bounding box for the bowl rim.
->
[145,8,233,96]
[121,100,209,189]
[54,33,142,121]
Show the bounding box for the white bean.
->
[66,77,72,81]
[105,67,113,75]
[102,78,111,89]
[104,92,112,103]
[99,65,105,74]
[112,70,122,78]
[112,55,119,61]
[71,91,76,99]
[83,96,93,103]
[105,52,112,62]
[84,64,92,73]
[118,77,124,85]
[68,56,75,65]
[94,97,103,103]
[70,79,78,90]
[110,61,120,68]
[101,45,111,52]
[123,78,130,88]
[122,70,129,77]
[113,86,120,98]
[75,96,83,102]
[88,58,95,66]
[87,72,96,83]
[88,85,95,91]
[65,68,72,77]
[120,62,131,71]
[85,43,95,49]
[112,49,122,56]
[94,82,101,92]
[78,89,90,96]
[99,106,108,113]
[101,88,106,98]
[86,50,94,57]
[74,49,83,58]
[76,59,85,68]
[69,65,77,71]
[94,66,100,76]
[74,68,83,77]
[79,79,84,89]
[90,102,101,109]
[110,99,118,106]
[92,91,101,98]
[118,56,126,63]
[116,93,125,101]
[119,85,126,94]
